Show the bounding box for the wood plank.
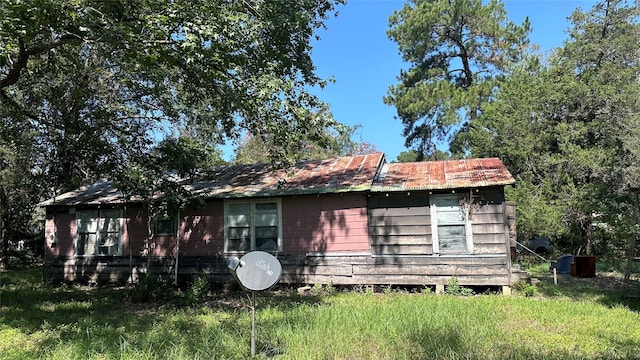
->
[369,225,431,236]
[371,235,433,246]
[353,264,508,276]
[368,256,508,266]
[471,212,504,224]
[471,204,503,215]
[371,244,433,255]
[369,215,431,227]
[348,274,510,286]
[472,223,507,234]
[282,264,353,276]
[473,233,508,244]
[369,207,430,217]
[303,256,372,266]
[474,244,508,254]
[368,194,430,209]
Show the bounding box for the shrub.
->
[188,275,211,303]
[513,280,538,297]
[129,273,171,302]
[444,276,474,296]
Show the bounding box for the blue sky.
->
[310,0,599,161]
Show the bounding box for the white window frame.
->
[224,199,283,253]
[75,209,123,256]
[430,194,473,255]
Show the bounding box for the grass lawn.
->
[1,266,640,359]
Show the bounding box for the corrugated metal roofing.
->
[189,153,385,198]
[40,153,386,206]
[39,155,515,206]
[371,158,515,191]
[39,179,123,207]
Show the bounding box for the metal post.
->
[251,290,256,357]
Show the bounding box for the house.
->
[41,153,519,292]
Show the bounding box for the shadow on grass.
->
[0,268,324,359]
[530,272,640,312]
[408,322,638,360]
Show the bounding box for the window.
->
[225,200,282,252]
[76,209,122,256]
[155,211,178,236]
[431,194,473,254]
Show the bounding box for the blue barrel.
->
[556,254,574,274]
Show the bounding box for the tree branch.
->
[1,34,80,89]
[0,89,40,122]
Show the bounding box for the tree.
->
[385,0,530,159]
[116,137,224,280]
[471,0,640,255]
[0,111,45,269]
[0,0,345,266]
[232,124,379,164]
[394,149,454,162]
[1,0,346,165]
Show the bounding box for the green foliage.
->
[385,0,530,157]
[444,276,474,296]
[324,283,337,295]
[310,283,337,296]
[4,268,640,359]
[0,0,346,267]
[513,281,538,297]
[128,273,172,303]
[187,275,210,303]
[393,149,454,162]
[471,0,640,255]
[232,124,379,165]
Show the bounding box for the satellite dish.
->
[228,251,282,291]
[228,251,282,357]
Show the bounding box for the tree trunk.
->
[0,186,8,270]
[145,202,156,277]
[583,215,594,256]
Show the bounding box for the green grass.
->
[2,268,640,359]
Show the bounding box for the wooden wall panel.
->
[44,253,511,287]
[368,194,432,256]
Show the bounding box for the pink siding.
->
[282,193,370,254]
[179,201,225,256]
[44,212,76,259]
[122,206,149,256]
[45,194,371,259]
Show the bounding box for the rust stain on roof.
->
[191,153,385,198]
[40,155,515,206]
[372,158,515,191]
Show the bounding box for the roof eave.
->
[371,180,516,192]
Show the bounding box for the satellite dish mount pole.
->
[251,290,256,357]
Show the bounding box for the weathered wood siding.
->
[368,193,432,255]
[43,188,514,288]
[43,253,511,286]
[283,193,369,254]
[471,188,509,255]
[365,188,512,287]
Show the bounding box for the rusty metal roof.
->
[40,153,386,206]
[38,179,125,207]
[39,155,515,206]
[371,158,515,191]
[189,153,385,198]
